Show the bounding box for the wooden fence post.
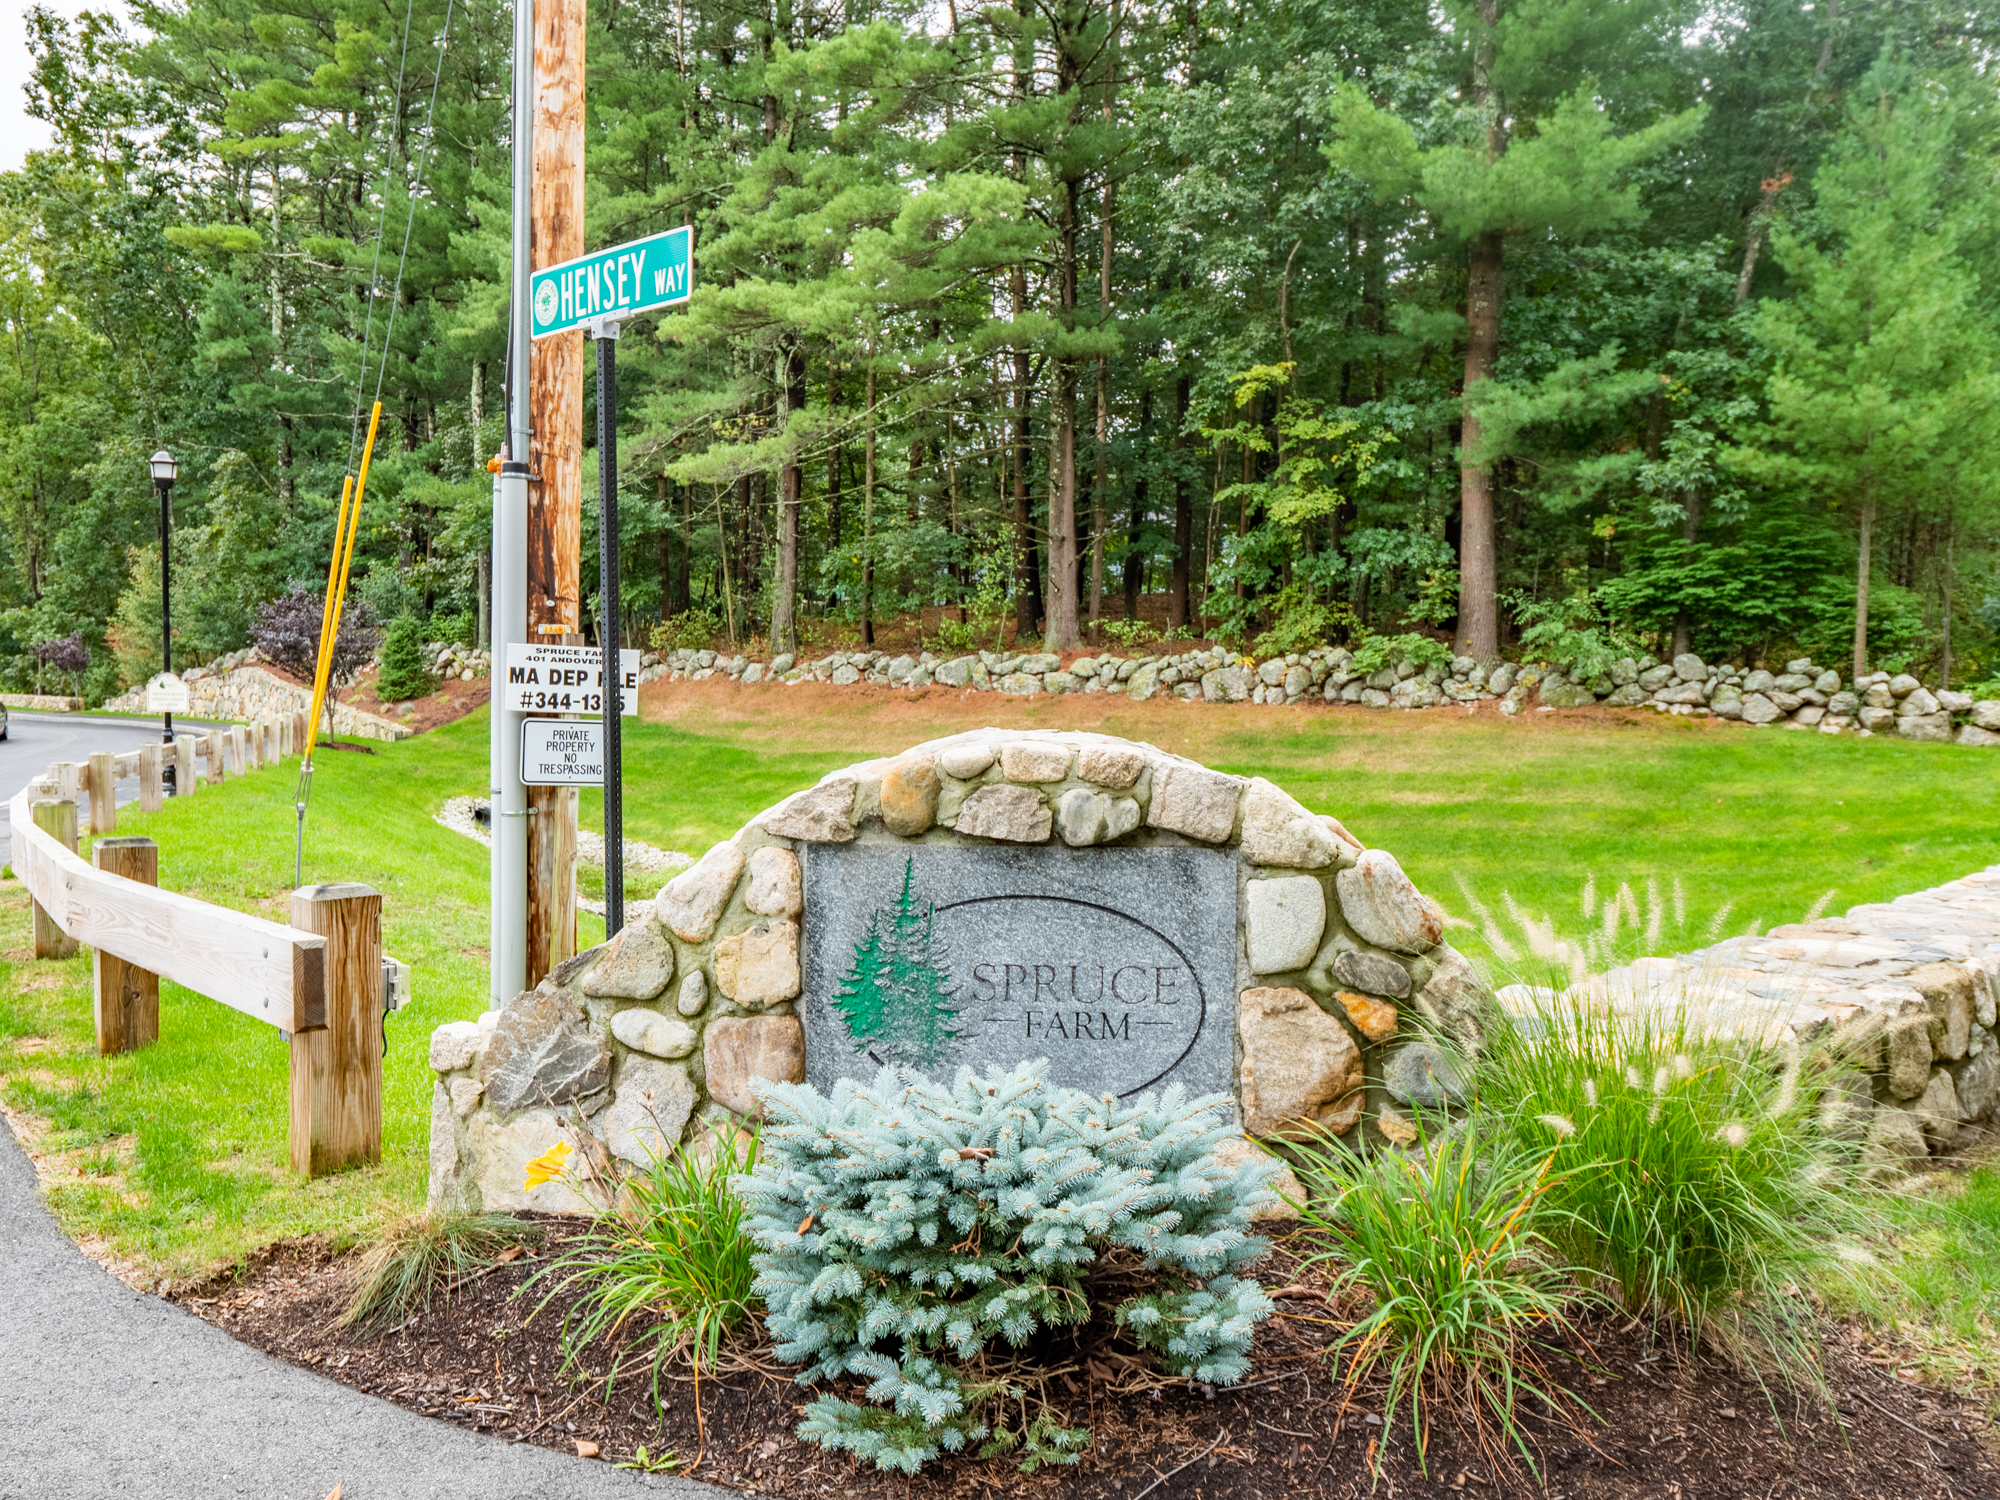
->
[30,799,79,959]
[206,732,226,787]
[87,750,115,835]
[174,736,197,796]
[277,716,291,759]
[137,742,163,813]
[288,882,383,1177]
[91,837,159,1053]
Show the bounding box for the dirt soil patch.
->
[175,1229,1999,1499]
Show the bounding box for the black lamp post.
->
[150,448,178,795]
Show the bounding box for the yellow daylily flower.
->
[524,1138,571,1190]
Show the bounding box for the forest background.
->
[6,0,2000,702]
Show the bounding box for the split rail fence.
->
[11,709,394,1177]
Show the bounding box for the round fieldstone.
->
[1383,1042,1466,1108]
[654,840,746,942]
[611,1007,697,1059]
[1335,850,1443,955]
[1332,949,1412,998]
[1237,986,1364,1137]
[1247,876,1327,975]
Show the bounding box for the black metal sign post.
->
[593,316,624,934]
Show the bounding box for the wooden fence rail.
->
[9,705,387,1177]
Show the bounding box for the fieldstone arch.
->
[425,728,1498,1213]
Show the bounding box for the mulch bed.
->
[173,1227,2000,1499]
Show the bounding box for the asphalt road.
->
[0,711,213,865]
[0,1122,728,1500]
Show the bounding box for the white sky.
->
[3,0,128,172]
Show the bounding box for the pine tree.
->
[373,612,435,701]
[1328,0,1705,658]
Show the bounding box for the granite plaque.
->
[801,842,1236,1099]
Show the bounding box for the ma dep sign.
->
[502,643,641,715]
[530,226,693,339]
[521,719,603,785]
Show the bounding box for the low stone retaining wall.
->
[426,729,1490,1213]
[102,665,408,742]
[638,645,1999,746]
[0,694,85,712]
[1512,869,2000,1165]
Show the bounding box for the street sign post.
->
[527,224,693,932]
[144,671,190,715]
[529,227,693,341]
[520,719,603,786]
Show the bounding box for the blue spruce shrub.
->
[734,1059,1278,1473]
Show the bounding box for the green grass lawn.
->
[0,690,1994,1282]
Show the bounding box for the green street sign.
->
[529,226,693,339]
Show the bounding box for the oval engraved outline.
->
[933,894,1208,1098]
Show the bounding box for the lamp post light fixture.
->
[149,449,178,795]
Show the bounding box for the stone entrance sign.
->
[425,728,1499,1217]
[801,843,1234,1099]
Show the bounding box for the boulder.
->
[599,1057,698,1168]
[1332,948,1412,999]
[1238,778,1340,869]
[1910,962,1975,1061]
[758,775,859,842]
[467,1108,593,1213]
[744,846,803,917]
[1383,1042,1467,1108]
[1858,705,1896,732]
[579,918,676,1000]
[610,1008,697,1059]
[1900,686,1941,717]
[713,919,801,1006]
[1411,945,1495,1051]
[1897,713,1953,743]
[1054,787,1141,847]
[675,969,709,1017]
[1886,1013,1934,1099]
[938,741,997,778]
[430,1020,484,1073]
[479,990,611,1116]
[1888,673,1921,697]
[1335,990,1400,1043]
[1237,986,1365,1137]
[1077,744,1146,788]
[1124,662,1162,701]
[1145,760,1244,843]
[956,783,1054,842]
[1949,1045,2000,1123]
[1247,876,1328,974]
[997,672,1043,695]
[1972,701,2000,731]
[1960,725,2000,747]
[1739,693,1781,726]
[1335,850,1443,954]
[655,840,747,942]
[878,754,942,836]
[999,741,1072,782]
[704,1014,807,1116]
[1914,1068,1963,1153]
[1672,653,1707,682]
[1863,1105,1928,1174]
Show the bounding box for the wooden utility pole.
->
[526,0,585,986]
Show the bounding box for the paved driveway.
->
[0,711,216,865]
[0,1121,726,1499]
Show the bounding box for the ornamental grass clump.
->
[1286,1122,1585,1479]
[1476,990,1864,1382]
[735,1060,1279,1474]
[526,1127,762,1408]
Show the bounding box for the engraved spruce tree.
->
[830,857,961,1069]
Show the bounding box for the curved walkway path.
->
[0,1122,730,1500]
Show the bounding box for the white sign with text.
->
[501,643,640,716]
[520,719,605,785]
